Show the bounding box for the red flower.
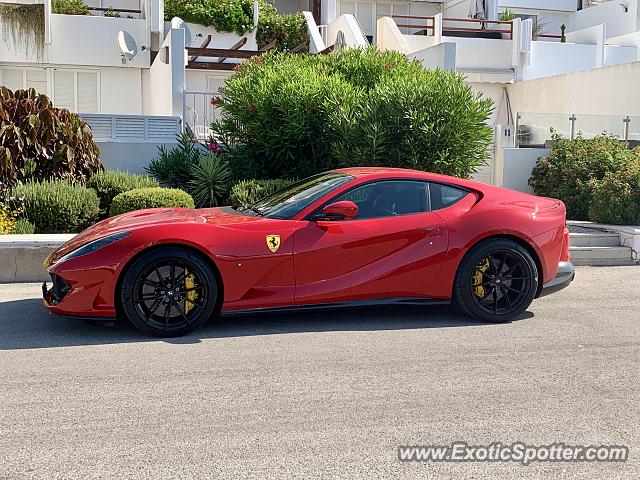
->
[210,97,219,107]
[247,103,256,112]
[385,63,394,69]
[207,141,220,153]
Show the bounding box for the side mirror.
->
[317,200,358,221]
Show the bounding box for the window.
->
[429,183,468,210]
[54,69,99,113]
[331,180,430,219]
[0,67,99,113]
[0,67,47,94]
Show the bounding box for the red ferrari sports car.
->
[43,168,574,336]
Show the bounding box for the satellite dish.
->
[334,30,346,52]
[170,16,192,45]
[117,30,138,61]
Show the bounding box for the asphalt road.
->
[0,266,639,479]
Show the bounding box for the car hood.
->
[46,207,260,266]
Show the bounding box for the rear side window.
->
[429,183,468,210]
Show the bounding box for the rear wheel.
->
[120,247,218,336]
[454,238,538,323]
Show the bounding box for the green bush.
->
[529,132,632,220]
[0,87,102,190]
[164,0,275,35]
[11,218,35,234]
[52,0,90,15]
[213,48,494,180]
[188,154,232,207]
[589,164,640,225]
[229,178,296,205]
[87,171,158,215]
[11,180,100,233]
[146,130,205,188]
[257,13,309,51]
[110,188,195,216]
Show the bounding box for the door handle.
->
[423,226,445,237]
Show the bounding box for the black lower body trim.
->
[222,297,449,316]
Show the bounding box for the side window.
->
[429,183,468,210]
[333,180,429,219]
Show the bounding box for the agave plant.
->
[187,154,232,208]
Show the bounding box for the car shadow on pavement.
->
[0,297,533,350]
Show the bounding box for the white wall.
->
[0,14,149,68]
[604,44,638,66]
[98,141,177,173]
[573,0,638,38]
[144,27,185,116]
[499,0,577,12]
[495,147,551,193]
[100,67,143,114]
[508,61,640,116]
[444,37,513,70]
[411,41,455,71]
[326,14,368,47]
[521,41,598,80]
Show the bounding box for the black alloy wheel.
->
[120,247,218,336]
[454,238,538,323]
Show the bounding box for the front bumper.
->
[539,261,575,298]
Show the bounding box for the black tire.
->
[454,238,538,323]
[120,247,218,337]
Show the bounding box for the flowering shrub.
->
[213,48,494,180]
[589,163,640,225]
[529,132,635,220]
[256,13,308,51]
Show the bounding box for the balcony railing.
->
[392,15,514,39]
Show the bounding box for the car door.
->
[292,180,449,305]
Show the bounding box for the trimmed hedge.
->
[229,178,296,205]
[110,187,195,216]
[87,171,158,215]
[589,164,640,225]
[11,180,100,233]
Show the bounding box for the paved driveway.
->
[0,266,638,479]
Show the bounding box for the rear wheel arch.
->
[114,243,224,320]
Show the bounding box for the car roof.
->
[332,167,484,191]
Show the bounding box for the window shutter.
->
[54,70,75,111]
[77,71,98,113]
[26,69,47,94]
[1,68,24,91]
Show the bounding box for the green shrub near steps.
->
[11,180,100,233]
[229,178,296,206]
[589,164,640,225]
[87,171,158,215]
[11,218,35,234]
[110,188,195,216]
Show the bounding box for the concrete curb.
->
[0,235,75,283]
[567,221,640,262]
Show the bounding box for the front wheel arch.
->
[114,243,224,321]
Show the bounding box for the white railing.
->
[182,91,221,141]
[80,113,181,142]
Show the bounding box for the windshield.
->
[251,173,353,219]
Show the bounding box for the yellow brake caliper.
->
[473,258,491,299]
[184,270,198,314]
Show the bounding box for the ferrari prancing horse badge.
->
[266,234,281,253]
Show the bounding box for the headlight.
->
[57,232,131,264]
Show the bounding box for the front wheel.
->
[120,247,218,337]
[454,238,538,323]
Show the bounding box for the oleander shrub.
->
[256,13,308,51]
[229,178,296,205]
[212,48,494,180]
[529,132,633,220]
[0,87,102,189]
[110,187,195,216]
[164,0,276,35]
[87,171,158,215]
[11,180,100,233]
[589,163,640,225]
